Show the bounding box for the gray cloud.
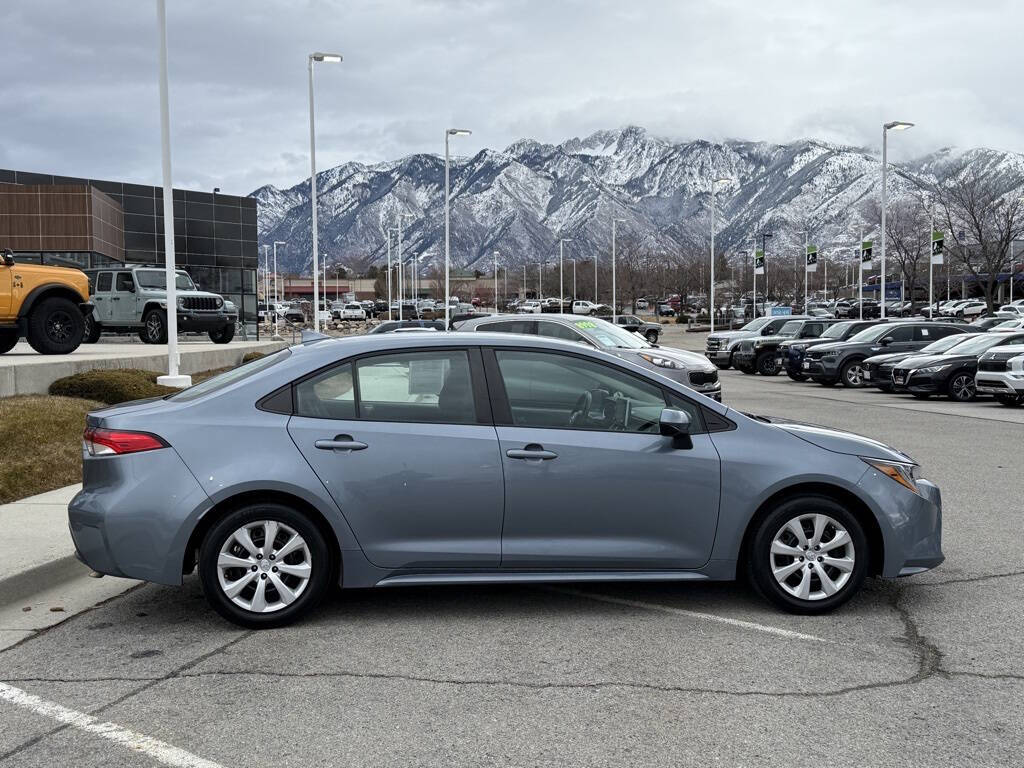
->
[3,0,1021,194]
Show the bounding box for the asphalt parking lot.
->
[1,362,1022,767]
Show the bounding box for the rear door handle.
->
[314,436,368,452]
[506,446,558,461]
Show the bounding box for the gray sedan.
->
[456,314,721,401]
[70,332,943,628]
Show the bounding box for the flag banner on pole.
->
[861,241,873,271]
[754,250,765,275]
[805,245,818,273]
[931,231,944,265]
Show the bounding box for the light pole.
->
[797,230,808,310]
[559,238,572,312]
[881,120,914,318]
[396,215,411,319]
[273,241,286,339]
[538,262,544,303]
[709,177,729,333]
[612,218,626,322]
[262,244,270,330]
[493,250,499,314]
[761,232,773,315]
[307,51,342,331]
[385,230,393,320]
[444,128,472,328]
[154,0,189,388]
[571,258,576,301]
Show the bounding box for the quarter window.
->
[494,349,667,433]
[535,321,589,344]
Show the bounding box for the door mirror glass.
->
[1,249,13,267]
[880,336,893,346]
[659,408,691,438]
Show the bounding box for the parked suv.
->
[0,248,94,354]
[975,344,1024,406]
[778,319,884,381]
[862,332,982,392]
[84,265,236,344]
[704,315,810,370]
[889,331,1024,401]
[732,318,838,376]
[613,314,662,344]
[802,321,972,388]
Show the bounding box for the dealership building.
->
[0,168,259,330]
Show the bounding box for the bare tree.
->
[862,197,929,309]
[933,164,1024,311]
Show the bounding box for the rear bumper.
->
[68,446,211,585]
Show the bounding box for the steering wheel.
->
[569,390,593,426]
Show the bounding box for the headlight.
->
[638,353,684,369]
[862,457,920,495]
[215,297,224,308]
[791,344,806,352]
[822,350,839,358]
[915,364,950,374]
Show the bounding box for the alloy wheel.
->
[844,363,864,386]
[146,314,163,342]
[46,309,74,343]
[217,520,312,613]
[770,513,856,601]
[949,373,975,401]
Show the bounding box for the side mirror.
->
[762,326,774,335]
[880,336,893,346]
[1,249,13,267]
[659,408,691,438]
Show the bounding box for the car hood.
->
[145,288,225,301]
[615,346,715,371]
[863,351,911,365]
[707,330,752,342]
[751,334,797,344]
[779,337,830,349]
[771,421,915,463]
[899,353,974,369]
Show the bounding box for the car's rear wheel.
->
[840,359,866,388]
[756,351,779,376]
[748,495,868,614]
[947,372,976,402]
[26,296,84,354]
[0,329,18,354]
[995,393,1024,407]
[739,365,756,375]
[82,313,102,344]
[199,503,333,628]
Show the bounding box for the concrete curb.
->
[0,555,86,610]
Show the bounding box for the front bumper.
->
[176,311,235,332]
[79,301,95,317]
[803,356,840,379]
[705,349,733,364]
[976,373,1024,395]
[857,470,944,577]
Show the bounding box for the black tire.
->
[199,503,334,629]
[786,371,808,382]
[912,393,931,400]
[946,371,976,402]
[747,495,869,615]
[840,358,867,388]
[739,365,756,375]
[25,296,84,354]
[208,323,235,344]
[0,329,18,354]
[995,393,1024,407]
[756,351,780,376]
[141,308,168,344]
[814,378,839,387]
[645,330,659,344]
[714,362,730,370]
[82,313,102,344]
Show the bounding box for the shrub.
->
[49,369,175,405]
[242,351,266,364]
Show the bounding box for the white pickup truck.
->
[975,344,1024,406]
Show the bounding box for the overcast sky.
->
[3,0,1022,195]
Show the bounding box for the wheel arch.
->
[18,284,87,318]
[736,481,884,578]
[182,489,342,584]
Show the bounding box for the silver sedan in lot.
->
[69,332,943,628]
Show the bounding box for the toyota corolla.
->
[69,333,944,628]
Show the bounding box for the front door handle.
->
[506,445,558,461]
[314,435,368,452]
[111,296,120,301]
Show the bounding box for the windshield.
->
[778,320,803,336]
[820,321,853,339]
[135,269,196,291]
[994,320,1021,329]
[740,317,772,332]
[947,334,1024,356]
[847,324,899,343]
[168,349,291,402]
[576,318,650,349]
[921,333,973,353]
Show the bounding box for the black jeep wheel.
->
[0,329,19,354]
[756,351,780,376]
[208,323,235,344]
[82,313,102,344]
[142,308,168,344]
[26,296,84,354]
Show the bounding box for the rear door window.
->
[357,350,476,424]
[96,272,112,292]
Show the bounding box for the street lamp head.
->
[447,128,472,136]
[713,177,730,185]
[273,240,287,247]
[885,121,914,131]
[310,52,342,63]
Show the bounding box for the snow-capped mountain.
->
[251,126,1024,276]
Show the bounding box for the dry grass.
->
[0,395,101,504]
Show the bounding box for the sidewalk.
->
[0,484,137,649]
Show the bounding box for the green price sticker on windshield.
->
[574,320,598,329]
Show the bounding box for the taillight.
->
[83,427,168,456]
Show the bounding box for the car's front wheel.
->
[756,351,779,376]
[199,503,333,628]
[26,296,85,354]
[645,330,658,344]
[208,323,235,344]
[141,308,168,344]
[748,496,868,614]
[947,371,976,402]
[840,359,867,388]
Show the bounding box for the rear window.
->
[167,349,291,402]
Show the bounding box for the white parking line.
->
[0,681,225,768]
[550,588,831,643]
